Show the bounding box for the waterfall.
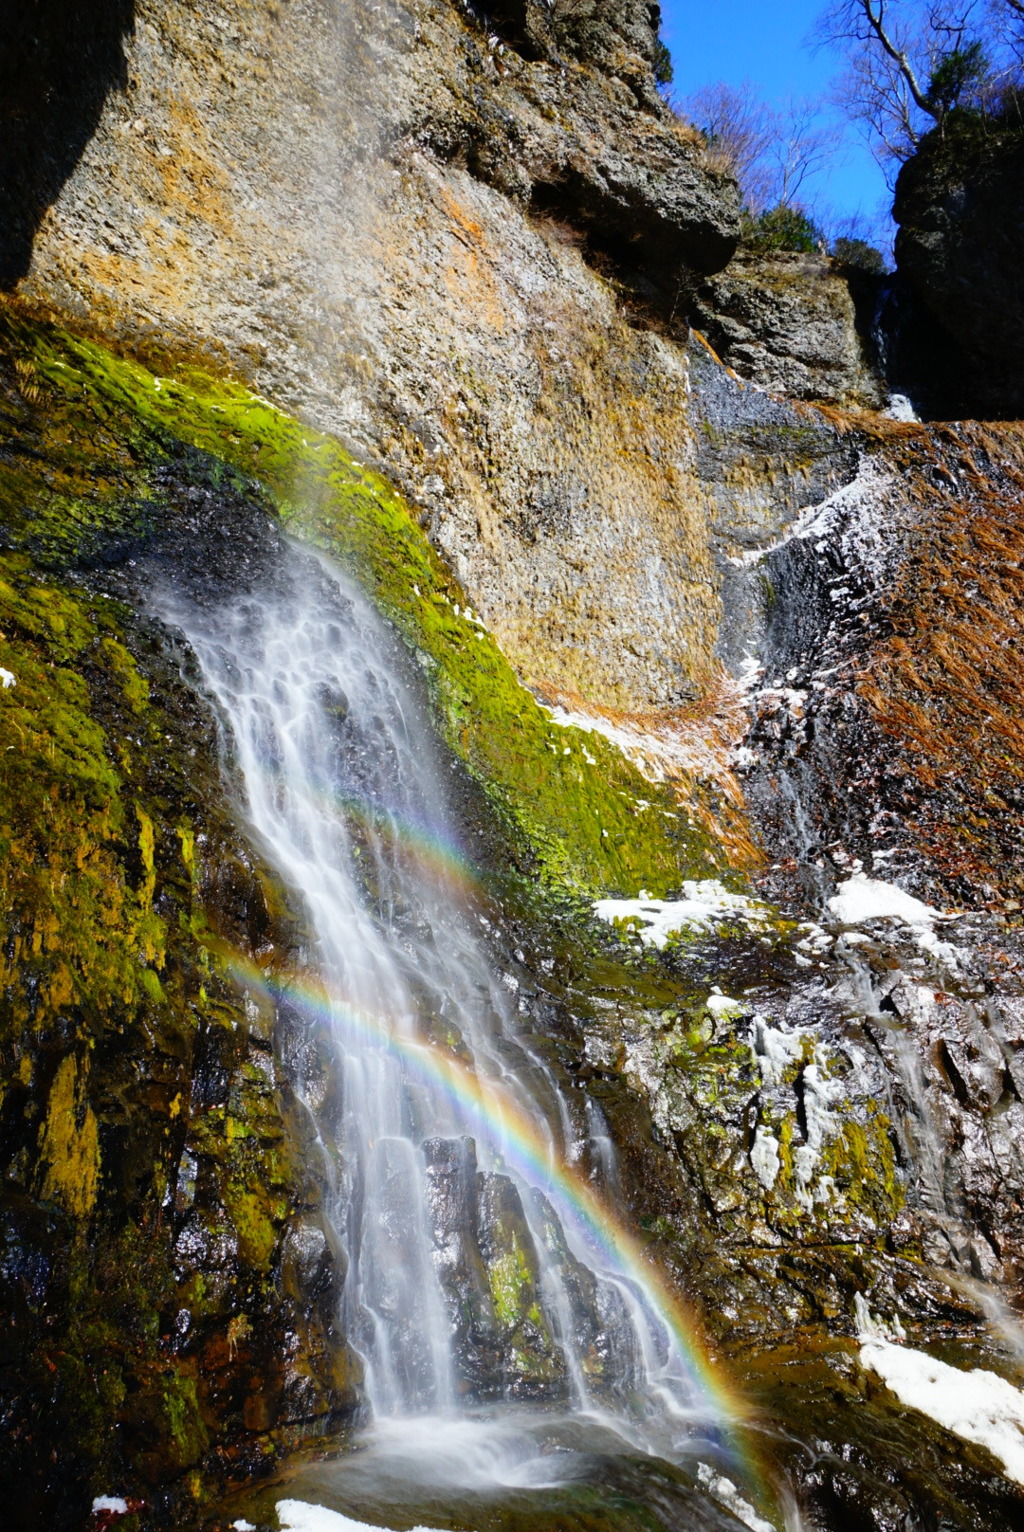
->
[155,541,715,1460]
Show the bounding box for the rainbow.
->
[234,765,483,900]
[224,951,754,1448]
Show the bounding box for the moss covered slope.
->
[1,299,749,900]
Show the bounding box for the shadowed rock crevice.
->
[887,118,1024,419]
[0,0,136,287]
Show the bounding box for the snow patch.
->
[91,1499,129,1517]
[828,873,961,961]
[856,1298,1024,1485]
[593,881,773,948]
[706,992,747,1021]
[539,692,742,789]
[277,1502,454,1532]
[828,873,944,928]
[0,667,15,689]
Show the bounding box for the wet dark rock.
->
[891,121,1024,418]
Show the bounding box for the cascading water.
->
[153,541,740,1521]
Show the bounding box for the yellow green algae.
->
[0,297,747,899]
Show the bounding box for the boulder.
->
[691,249,884,407]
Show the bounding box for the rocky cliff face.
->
[6,2,1024,1530]
[889,116,1024,419]
[692,250,883,407]
[15,0,744,716]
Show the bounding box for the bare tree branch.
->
[683,83,843,213]
[816,0,1008,162]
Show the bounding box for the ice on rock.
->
[751,1017,805,1087]
[750,1126,781,1190]
[884,392,919,422]
[696,1464,775,1532]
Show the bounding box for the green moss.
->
[0,299,749,898]
[822,1113,902,1223]
[160,1375,210,1470]
[488,1236,533,1328]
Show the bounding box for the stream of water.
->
[157,544,754,1531]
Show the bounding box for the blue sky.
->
[659,0,894,242]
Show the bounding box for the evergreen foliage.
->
[653,36,673,87]
[741,204,824,253]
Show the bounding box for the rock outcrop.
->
[692,249,884,407]
[12,0,742,717]
[890,116,1024,418]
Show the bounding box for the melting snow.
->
[828,874,942,928]
[593,880,772,947]
[828,874,959,960]
[91,1499,129,1517]
[277,1502,454,1532]
[856,1299,1024,1485]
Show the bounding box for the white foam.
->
[277,1501,454,1532]
[594,880,772,948]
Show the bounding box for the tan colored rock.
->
[15,0,759,713]
[692,250,883,407]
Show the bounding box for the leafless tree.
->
[816,0,1015,169]
[685,82,776,205]
[771,99,845,206]
[990,0,1024,64]
[685,82,842,212]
